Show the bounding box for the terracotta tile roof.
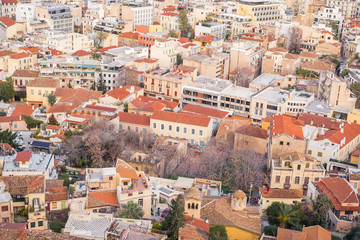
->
[0,17,15,27]
[83,104,116,112]
[0,223,27,231]
[45,125,61,130]
[350,173,360,181]
[0,175,45,195]
[1,0,18,3]
[88,190,119,208]
[47,102,75,114]
[267,115,304,139]
[118,112,150,126]
[14,152,32,162]
[182,104,228,119]
[178,37,190,44]
[46,179,64,188]
[134,57,158,63]
[315,122,360,149]
[97,46,117,53]
[259,188,302,199]
[9,52,31,59]
[116,167,139,180]
[0,143,12,151]
[285,53,300,59]
[0,50,15,57]
[302,225,331,240]
[54,88,102,107]
[193,35,215,43]
[151,111,211,127]
[200,197,261,235]
[236,125,269,139]
[0,228,85,239]
[12,69,39,78]
[300,60,334,72]
[27,78,59,88]
[123,85,143,92]
[20,46,43,54]
[11,104,36,117]
[101,88,131,101]
[182,43,196,49]
[240,37,265,43]
[48,48,65,56]
[280,152,315,162]
[351,149,360,157]
[297,113,342,130]
[120,31,140,39]
[184,215,209,232]
[71,50,91,57]
[268,47,288,53]
[177,65,197,73]
[131,96,178,110]
[161,12,179,17]
[46,186,68,202]
[277,228,307,240]
[299,51,319,58]
[315,178,360,211]
[179,224,208,240]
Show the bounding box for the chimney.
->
[340,128,344,133]
[32,105,34,110]
[191,215,194,222]
[310,119,313,125]
[19,115,21,120]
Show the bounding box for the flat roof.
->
[305,100,333,115]
[221,86,257,98]
[3,153,53,173]
[183,75,233,93]
[250,73,284,87]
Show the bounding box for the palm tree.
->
[95,31,107,48]
[278,204,298,228]
[118,201,144,219]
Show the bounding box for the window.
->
[295,176,300,184]
[1,206,8,212]
[153,123,156,129]
[109,176,113,181]
[280,141,284,145]
[275,176,280,183]
[161,124,164,130]
[127,126,131,130]
[308,150,312,155]
[287,142,290,146]
[345,211,353,215]
[176,126,180,132]
[52,202,57,209]
[169,125,172,131]
[191,129,195,135]
[297,165,301,170]
[184,128,187,134]
[306,163,310,168]
[285,161,290,167]
[38,221,43,227]
[135,127,138,132]
[30,222,36,228]
[317,152,322,157]
[354,182,358,189]
[138,198,143,207]
[199,130,203,136]
[31,89,34,95]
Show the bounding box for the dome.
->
[233,190,246,200]
[186,186,201,199]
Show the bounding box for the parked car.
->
[161,208,170,218]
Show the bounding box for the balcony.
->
[328,209,358,232]
[284,183,290,189]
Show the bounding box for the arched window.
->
[192,203,195,209]
[306,163,310,168]
[188,203,191,209]
[196,204,198,209]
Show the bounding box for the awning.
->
[82,65,97,69]
[40,62,47,66]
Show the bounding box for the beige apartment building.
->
[262,48,300,75]
[122,3,153,32]
[0,182,13,223]
[150,111,214,146]
[234,125,269,154]
[237,0,283,26]
[229,41,263,78]
[270,152,325,194]
[150,39,179,68]
[26,78,59,107]
[143,65,197,102]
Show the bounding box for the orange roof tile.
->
[27,78,58,88]
[54,88,102,107]
[1,0,18,3]
[45,125,61,130]
[236,125,269,139]
[14,152,32,162]
[120,31,140,39]
[184,215,209,232]
[298,113,342,130]
[101,88,131,101]
[116,167,139,180]
[118,112,150,126]
[11,104,36,117]
[12,69,39,78]
[193,35,215,43]
[259,188,302,199]
[182,43,196,49]
[131,96,178,110]
[182,104,229,119]
[134,57,158,63]
[0,143,12,151]
[151,111,211,127]
[20,46,43,54]
[266,115,304,139]
[9,52,31,59]
[88,190,119,208]
[0,17,15,27]
[97,46,117,53]
[47,102,76,114]
[161,12,179,17]
[71,50,91,57]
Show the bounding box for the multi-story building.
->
[195,22,226,39]
[150,39,179,68]
[0,182,13,223]
[313,7,344,37]
[0,175,47,230]
[270,152,325,194]
[262,48,300,75]
[47,33,92,52]
[26,78,59,107]
[219,86,257,117]
[122,3,153,32]
[1,0,17,19]
[229,40,263,77]
[217,13,248,36]
[326,0,358,18]
[160,11,194,32]
[1,152,58,180]
[182,75,233,109]
[38,58,100,89]
[16,4,35,22]
[143,65,197,102]
[250,87,314,121]
[150,111,214,145]
[237,0,283,26]
[35,3,73,32]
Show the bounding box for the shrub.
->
[50,221,65,233]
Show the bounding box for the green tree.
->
[0,129,19,148]
[67,82,72,88]
[90,80,96,90]
[48,114,59,125]
[95,31,107,48]
[178,10,193,38]
[49,221,65,233]
[345,225,360,240]
[47,93,56,106]
[23,115,43,130]
[312,194,333,229]
[0,77,16,102]
[64,129,73,138]
[209,225,228,240]
[118,201,144,219]
[96,71,107,93]
[162,195,186,240]
[176,54,183,66]
[351,82,360,108]
[278,204,299,228]
[168,30,178,38]
[263,225,278,236]
[266,202,283,226]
